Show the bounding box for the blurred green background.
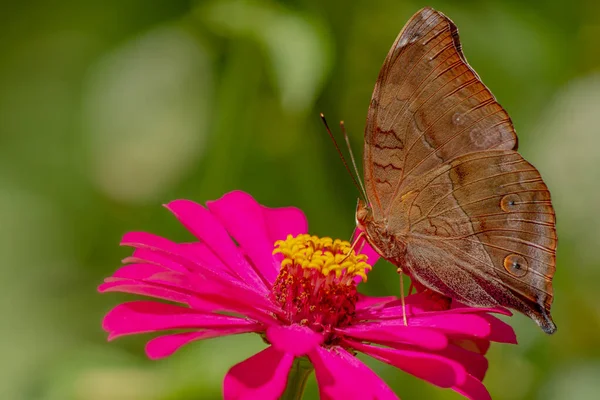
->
[2,0,599,399]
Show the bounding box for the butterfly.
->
[355,7,557,333]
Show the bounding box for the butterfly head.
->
[356,198,408,263]
[355,198,373,231]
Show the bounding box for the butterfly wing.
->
[362,8,557,332]
[400,150,556,333]
[364,7,517,220]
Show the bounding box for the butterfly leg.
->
[397,267,408,326]
[341,231,365,263]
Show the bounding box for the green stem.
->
[281,357,314,400]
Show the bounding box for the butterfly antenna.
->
[320,113,366,201]
[340,120,369,202]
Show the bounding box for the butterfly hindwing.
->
[399,150,556,332]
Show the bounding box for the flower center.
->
[271,234,371,342]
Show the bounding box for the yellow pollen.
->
[273,234,372,281]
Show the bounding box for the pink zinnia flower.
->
[100,190,516,399]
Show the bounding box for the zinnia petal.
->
[223,346,293,400]
[122,233,234,282]
[372,299,511,320]
[381,341,489,382]
[165,199,268,293]
[177,241,235,276]
[349,340,468,388]
[309,346,398,400]
[98,280,190,304]
[261,204,307,243]
[121,232,279,315]
[266,325,324,356]
[405,314,492,338]
[434,344,488,381]
[453,374,492,400]
[337,323,448,350]
[103,301,257,340]
[122,232,189,273]
[184,277,280,322]
[103,265,278,320]
[206,191,281,284]
[356,293,397,310]
[146,326,262,359]
[478,314,518,344]
[109,263,168,279]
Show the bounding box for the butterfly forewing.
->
[361,7,557,333]
[364,8,517,218]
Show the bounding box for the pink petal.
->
[453,374,492,400]
[356,294,397,310]
[404,314,492,338]
[124,231,246,284]
[186,297,277,326]
[337,323,448,351]
[373,299,511,320]
[433,344,488,381]
[374,340,489,382]
[104,263,266,316]
[178,241,232,275]
[98,280,190,304]
[103,301,256,340]
[309,346,398,400]
[349,340,467,388]
[477,314,517,344]
[126,246,233,281]
[165,199,269,294]
[223,346,293,400]
[382,293,512,318]
[101,276,275,320]
[184,275,280,322]
[124,270,192,292]
[183,296,230,313]
[206,191,279,284]
[122,232,279,315]
[110,263,168,279]
[127,248,190,275]
[146,325,262,359]
[266,325,324,356]
[121,232,189,273]
[261,204,308,242]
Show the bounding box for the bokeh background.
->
[2,0,599,399]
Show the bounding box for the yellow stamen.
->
[273,234,372,281]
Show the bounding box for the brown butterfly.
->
[355,7,557,333]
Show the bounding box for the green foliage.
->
[1,0,599,399]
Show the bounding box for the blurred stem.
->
[197,40,260,195]
[281,357,313,400]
